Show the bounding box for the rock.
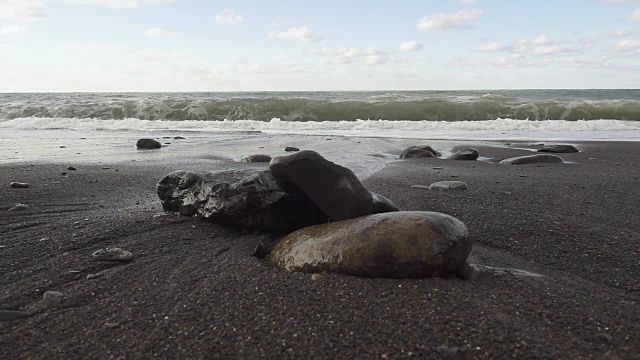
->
[499,154,563,165]
[68,166,77,171]
[136,138,162,150]
[43,291,63,301]
[410,185,430,190]
[400,145,441,159]
[311,273,324,281]
[371,193,399,214]
[92,247,134,261]
[61,171,67,176]
[157,169,328,233]
[252,244,271,259]
[87,270,108,280]
[447,148,479,161]
[174,136,186,140]
[269,150,374,221]
[8,203,29,211]
[60,146,67,148]
[268,211,471,278]
[596,333,613,344]
[10,182,30,188]
[284,146,300,152]
[436,345,460,357]
[429,181,468,191]
[0,310,28,321]
[240,154,272,163]
[59,270,83,281]
[538,144,578,153]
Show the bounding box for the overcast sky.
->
[1,0,639,92]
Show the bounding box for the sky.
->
[0,0,640,92]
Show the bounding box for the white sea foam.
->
[1,117,639,141]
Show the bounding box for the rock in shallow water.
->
[499,154,563,165]
[268,211,471,278]
[269,150,376,221]
[136,138,162,150]
[447,148,479,161]
[400,145,441,159]
[537,144,578,153]
[157,169,328,233]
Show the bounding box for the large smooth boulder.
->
[157,169,328,233]
[136,138,162,149]
[499,154,563,165]
[268,211,471,278]
[269,151,375,221]
[537,145,579,153]
[400,145,441,159]
[447,148,479,161]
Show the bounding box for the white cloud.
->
[613,39,640,53]
[215,9,244,24]
[0,24,27,35]
[608,30,632,38]
[145,28,175,37]
[268,27,323,42]
[0,0,45,21]
[313,47,386,65]
[61,43,181,61]
[477,34,593,57]
[364,54,388,65]
[399,41,424,53]
[417,9,484,31]
[0,44,11,52]
[477,42,512,52]
[459,0,477,3]
[60,0,175,9]
[630,9,640,21]
[602,0,640,4]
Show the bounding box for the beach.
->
[1,132,639,359]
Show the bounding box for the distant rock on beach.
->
[268,211,471,278]
[500,154,564,165]
[538,144,579,153]
[400,145,441,159]
[240,155,272,163]
[447,148,479,161]
[136,138,162,150]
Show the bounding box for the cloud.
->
[215,9,244,24]
[61,43,181,61]
[0,24,28,35]
[268,27,323,42]
[0,0,45,21]
[313,47,387,65]
[399,41,424,53]
[417,9,484,31]
[476,34,593,57]
[145,28,175,37]
[459,0,477,3]
[602,0,640,4]
[630,9,640,21]
[608,30,632,38]
[60,0,175,8]
[364,54,388,65]
[476,42,512,52]
[612,39,640,54]
[444,55,553,68]
[0,44,11,52]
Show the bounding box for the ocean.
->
[1,90,640,143]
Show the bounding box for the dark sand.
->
[1,141,639,359]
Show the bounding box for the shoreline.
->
[1,138,639,359]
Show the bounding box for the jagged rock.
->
[429,181,468,191]
[285,147,300,152]
[10,182,30,188]
[157,169,328,233]
[240,155,272,163]
[371,193,399,213]
[400,145,441,159]
[538,144,579,153]
[268,211,471,278]
[136,138,162,150]
[447,148,479,161]
[269,151,374,221]
[499,154,563,165]
[92,247,133,261]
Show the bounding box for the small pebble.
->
[410,185,430,190]
[10,182,30,188]
[8,203,29,212]
[60,146,67,148]
[311,273,324,281]
[61,172,67,176]
[92,247,134,261]
[68,166,77,170]
[43,291,63,301]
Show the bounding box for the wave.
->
[2,96,640,122]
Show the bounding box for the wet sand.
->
[1,138,639,359]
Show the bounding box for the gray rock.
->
[429,181,468,191]
[499,154,563,165]
[268,211,471,278]
[174,136,186,140]
[68,166,77,170]
[400,145,441,159]
[447,148,479,161]
[10,182,30,188]
[240,154,272,163]
[136,138,162,150]
[285,147,300,152]
[157,169,328,233]
[371,192,399,214]
[8,203,29,211]
[269,150,374,221]
[92,247,134,261]
[538,144,578,153]
[410,185,430,190]
[59,270,83,281]
[0,310,28,321]
[43,291,63,301]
